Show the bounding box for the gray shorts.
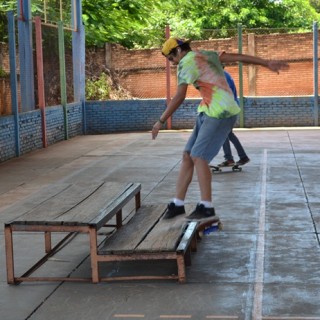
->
[184,113,237,162]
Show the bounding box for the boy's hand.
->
[267,60,289,74]
[152,121,162,140]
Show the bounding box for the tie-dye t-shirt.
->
[177,50,240,119]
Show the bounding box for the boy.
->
[152,37,288,220]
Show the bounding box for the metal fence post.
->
[7,11,20,157]
[238,24,244,128]
[165,25,172,130]
[313,21,319,126]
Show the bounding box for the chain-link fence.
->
[0,0,74,116]
[38,23,74,107]
[0,42,12,116]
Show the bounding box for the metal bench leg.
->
[135,191,141,210]
[177,254,186,283]
[190,233,198,252]
[44,231,52,253]
[4,224,15,284]
[184,246,192,267]
[89,227,99,283]
[116,210,123,229]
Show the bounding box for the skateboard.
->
[210,164,242,172]
[196,217,223,237]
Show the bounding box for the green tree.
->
[0,1,15,43]
[310,0,320,12]
[82,0,161,48]
[155,0,320,39]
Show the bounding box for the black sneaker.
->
[218,159,235,167]
[236,157,250,166]
[186,203,216,221]
[163,202,185,219]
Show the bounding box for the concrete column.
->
[248,33,256,96]
[105,43,112,69]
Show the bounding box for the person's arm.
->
[152,84,188,140]
[220,52,289,74]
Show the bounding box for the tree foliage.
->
[81,0,320,47]
[310,0,320,12]
[82,0,161,48]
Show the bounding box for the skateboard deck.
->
[196,217,223,237]
[210,164,242,172]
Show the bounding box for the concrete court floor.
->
[0,128,320,320]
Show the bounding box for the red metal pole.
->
[35,16,47,148]
[165,25,172,130]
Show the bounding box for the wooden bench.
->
[96,204,199,283]
[4,181,141,284]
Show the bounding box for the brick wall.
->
[1,32,319,110]
[106,32,318,98]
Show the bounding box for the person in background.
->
[216,70,250,167]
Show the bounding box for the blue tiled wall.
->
[0,115,16,162]
[68,103,83,138]
[45,106,65,145]
[85,96,320,133]
[0,97,319,163]
[243,97,316,127]
[86,100,166,133]
[0,103,83,163]
[19,110,43,154]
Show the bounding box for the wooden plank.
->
[176,221,198,253]
[136,215,188,252]
[10,182,104,224]
[57,182,138,225]
[4,183,72,223]
[136,204,194,252]
[8,181,137,226]
[99,204,167,254]
[89,182,141,229]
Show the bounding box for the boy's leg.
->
[163,116,200,219]
[185,115,236,220]
[175,151,194,200]
[192,156,212,201]
[217,132,235,166]
[228,131,247,159]
[190,114,237,203]
[222,135,233,161]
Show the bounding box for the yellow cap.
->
[161,38,190,56]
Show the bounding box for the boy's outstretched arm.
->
[220,52,289,74]
[151,84,188,140]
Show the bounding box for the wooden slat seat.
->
[4,183,199,284]
[97,205,198,283]
[4,181,141,284]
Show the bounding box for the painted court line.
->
[113,315,145,318]
[252,149,268,320]
[263,317,320,320]
[113,314,238,319]
[159,315,192,319]
[206,316,238,319]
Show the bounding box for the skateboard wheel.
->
[210,165,221,172]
